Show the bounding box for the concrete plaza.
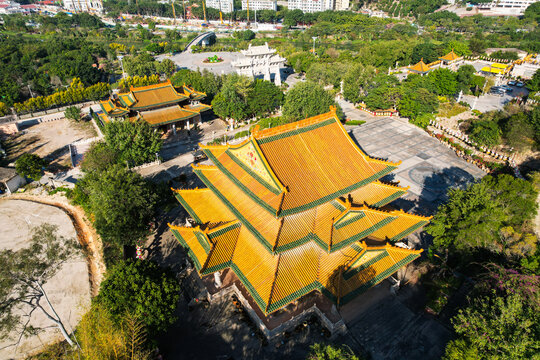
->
[348,117,486,214]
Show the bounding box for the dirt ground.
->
[1,119,96,170]
[0,199,91,360]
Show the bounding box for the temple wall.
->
[207,283,348,339]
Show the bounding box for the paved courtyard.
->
[157,51,241,75]
[347,117,486,214]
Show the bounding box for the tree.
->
[444,266,540,360]
[524,1,540,23]
[411,42,440,64]
[211,74,252,121]
[307,343,361,360]
[64,106,81,121]
[77,304,151,360]
[15,153,46,181]
[73,165,157,261]
[469,120,501,147]
[246,79,284,118]
[96,260,180,334]
[427,174,538,258]
[428,68,458,95]
[80,141,119,173]
[233,29,255,41]
[104,119,162,167]
[342,64,377,104]
[155,58,176,77]
[0,224,79,347]
[123,53,157,77]
[504,113,535,151]
[283,81,343,121]
[398,88,438,120]
[529,69,540,92]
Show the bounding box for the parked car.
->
[516,81,525,88]
[502,85,513,92]
[508,80,517,86]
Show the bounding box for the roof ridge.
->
[130,79,172,92]
[252,106,338,139]
[191,164,218,171]
[171,187,209,194]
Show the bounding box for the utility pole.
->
[312,36,317,56]
[27,84,34,98]
[171,0,176,24]
[183,0,186,22]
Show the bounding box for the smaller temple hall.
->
[97,80,211,134]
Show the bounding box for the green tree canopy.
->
[469,120,501,147]
[96,260,180,334]
[427,174,538,258]
[64,106,81,121]
[307,343,361,360]
[283,81,343,121]
[80,141,119,173]
[398,88,438,120]
[428,68,458,95]
[71,165,157,255]
[444,266,540,360]
[104,119,162,167]
[246,79,284,118]
[15,153,46,181]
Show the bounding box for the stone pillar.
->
[186,119,190,130]
[172,123,176,135]
[214,271,222,287]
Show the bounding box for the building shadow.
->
[415,166,477,216]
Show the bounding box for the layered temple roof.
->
[170,107,430,314]
[408,59,431,74]
[98,80,211,127]
[439,50,461,62]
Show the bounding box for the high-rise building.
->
[478,0,538,16]
[206,0,234,14]
[287,0,333,13]
[63,0,103,13]
[170,107,430,317]
[241,0,277,11]
[334,0,349,10]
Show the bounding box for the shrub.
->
[345,120,366,125]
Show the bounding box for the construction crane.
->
[246,0,250,26]
[202,0,207,25]
[218,0,223,24]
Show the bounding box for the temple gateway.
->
[232,43,286,86]
[97,80,211,135]
[170,107,429,334]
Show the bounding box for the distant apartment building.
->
[241,0,277,11]
[287,0,334,13]
[334,0,349,10]
[63,0,103,13]
[477,0,538,15]
[206,0,234,13]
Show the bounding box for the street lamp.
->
[312,36,318,56]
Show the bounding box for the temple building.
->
[169,107,430,324]
[439,50,463,71]
[408,58,432,76]
[97,80,211,134]
[232,43,286,86]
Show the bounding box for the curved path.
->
[2,194,106,296]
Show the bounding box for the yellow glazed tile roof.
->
[170,108,430,314]
[169,220,421,313]
[439,50,460,62]
[349,181,408,207]
[139,105,199,126]
[202,109,398,218]
[129,80,188,110]
[409,59,431,73]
